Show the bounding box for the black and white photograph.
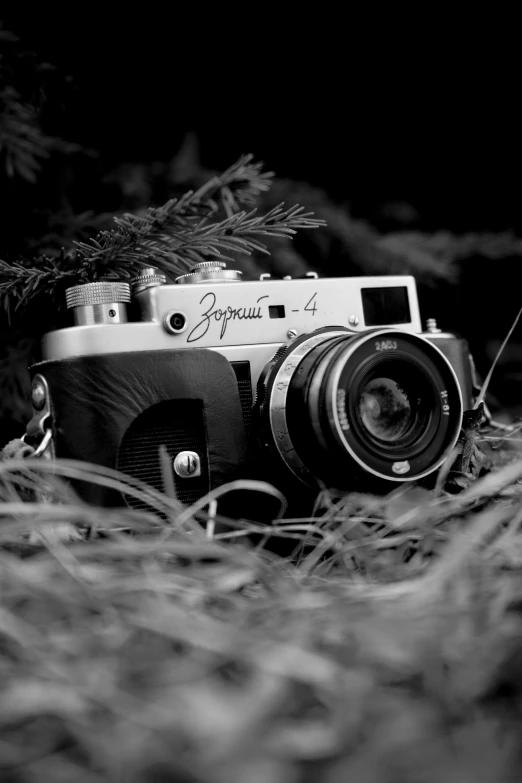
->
[1,13,522,782]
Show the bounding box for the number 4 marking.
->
[304,292,318,315]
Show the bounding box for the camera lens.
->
[262,328,462,487]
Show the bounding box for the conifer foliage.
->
[0,154,324,317]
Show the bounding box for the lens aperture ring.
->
[265,329,351,487]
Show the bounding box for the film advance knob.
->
[175,261,243,285]
[65,281,131,326]
[193,261,227,270]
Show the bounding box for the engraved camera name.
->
[186,290,320,343]
[187,293,269,342]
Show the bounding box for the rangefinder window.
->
[361,286,411,326]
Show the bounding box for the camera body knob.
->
[131,268,167,294]
[176,261,243,285]
[65,281,131,326]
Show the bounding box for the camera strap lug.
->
[0,413,81,546]
[1,424,54,462]
[25,373,55,459]
[21,426,54,459]
[1,373,55,462]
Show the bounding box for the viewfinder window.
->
[269,305,286,319]
[361,287,411,326]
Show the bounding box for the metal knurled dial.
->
[193,261,227,270]
[176,261,243,285]
[65,281,131,309]
[131,267,167,293]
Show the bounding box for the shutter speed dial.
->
[176,262,242,285]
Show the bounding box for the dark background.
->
[8,12,521,232]
[1,13,521,434]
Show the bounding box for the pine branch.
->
[75,155,274,248]
[187,153,275,213]
[0,206,324,314]
[76,202,323,276]
[0,157,325,319]
[0,255,81,319]
[74,153,276,268]
[260,179,458,282]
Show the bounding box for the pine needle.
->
[0,156,324,318]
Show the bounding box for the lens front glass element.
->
[353,360,433,452]
[358,376,415,442]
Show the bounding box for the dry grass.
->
[2,441,522,782]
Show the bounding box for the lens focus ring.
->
[65,282,131,309]
[264,329,349,487]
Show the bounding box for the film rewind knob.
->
[65,281,131,326]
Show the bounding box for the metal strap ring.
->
[32,429,53,457]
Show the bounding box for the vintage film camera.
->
[26,262,473,512]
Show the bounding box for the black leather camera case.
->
[30,348,250,508]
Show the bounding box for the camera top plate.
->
[43,275,422,362]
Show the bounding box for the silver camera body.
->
[32,263,471,507]
[44,265,424,394]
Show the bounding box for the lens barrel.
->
[261,327,463,488]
